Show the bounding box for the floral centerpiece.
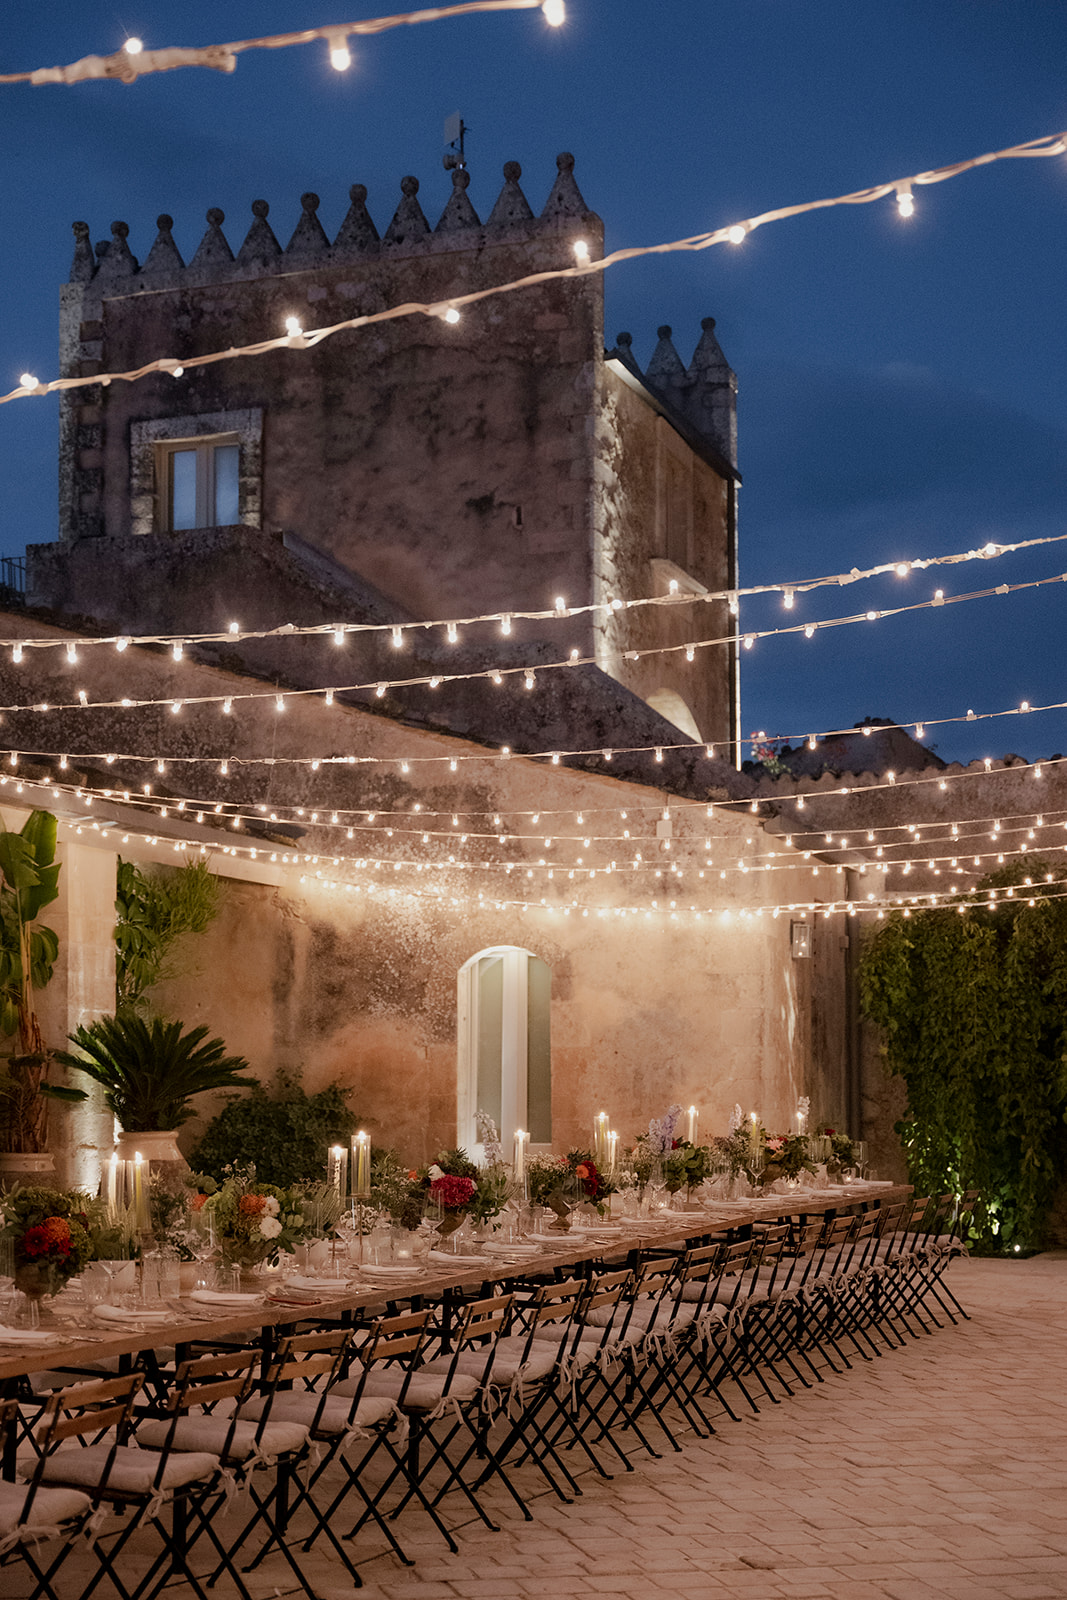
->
[1,1185,92,1301]
[818,1125,857,1175]
[525,1153,572,1213]
[410,1149,479,1239]
[759,1130,815,1184]
[190,1167,336,1272]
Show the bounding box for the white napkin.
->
[94,1304,172,1326]
[427,1251,485,1266]
[282,1273,349,1293]
[0,1325,63,1345]
[189,1289,262,1307]
[359,1264,422,1278]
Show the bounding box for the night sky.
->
[1,1,1065,766]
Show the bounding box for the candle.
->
[106,1152,119,1218]
[606,1130,619,1174]
[132,1152,149,1231]
[594,1111,609,1167]
[513,1129,529,1182]
[686,1106,698,1145]
[327,1144,348,1198]
[352,1131,371,1199]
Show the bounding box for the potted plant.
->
[0,811,83,1180]
[54,1012,256,1167]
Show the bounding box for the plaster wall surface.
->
[0,618,849,1173]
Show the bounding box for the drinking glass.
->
[647,1160,667,1213]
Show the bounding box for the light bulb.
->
[573,238,589,261]
[727,224,747,245]
[783,589,794,609]
[19,373,39,390]
[124,37,143,55]
[443,307,461,325]
[542,0,566,25]
[284,316,303,338]
[328,33,351,71]
[170,365,184,379]
[172,641,183,661]
[896,184,915,218]
[66,643,77,664]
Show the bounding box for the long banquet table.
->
[0,1181,911,1399]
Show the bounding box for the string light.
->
[7,126,1065,407]
[327,32,352,70]
[2,3,557,88]
[0,532,1055,659]
[895,182,915,218]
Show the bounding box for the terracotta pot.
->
[0,1151,56,1190]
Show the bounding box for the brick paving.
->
[9,1252,1067,1600]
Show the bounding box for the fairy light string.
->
[4,564,1067,718]
[4,126,1065,408]
[0,2,563,88]
[0,531,1058,656]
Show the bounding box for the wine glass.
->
[647,1159,667,1214]
[187,1208,216,1290]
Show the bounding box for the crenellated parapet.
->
[68,153,597,294]
[608,318,737,468]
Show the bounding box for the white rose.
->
[428,1164,444,1181]
[263,1196,281,1216]
[259,1216,283,1239]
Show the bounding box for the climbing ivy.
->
[859,860,1067,1251]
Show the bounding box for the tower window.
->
[159,437,240,531]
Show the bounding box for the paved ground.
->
[12,1252,1067,1600]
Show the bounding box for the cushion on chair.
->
[338,1368,480,1410]
[0,1479,91,1538]
[421,1338,559,1385]
[135,1417,309,1463]
[39,1444,219,1495]
[238,1391,397,1434]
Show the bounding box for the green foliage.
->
[115,857,220,1011]
[859,860,1067,1251]
[54,1012,255,1132]
[188,1075,359,1187]
[0,811,74,1153]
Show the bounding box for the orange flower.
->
[239,1194,266,1216]
[190,1191,208,1211]
[575,1164,590,1181]
[41,1217,71,1246]
[407,1170,419,1182]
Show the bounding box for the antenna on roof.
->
[443,112,469,171]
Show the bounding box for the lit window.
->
[159,437,240,531]
[458,946,551,1154]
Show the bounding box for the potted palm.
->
[54,1012,256,1167]
[0,810,83,1181]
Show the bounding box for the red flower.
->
[21,1225,51,1259]
[430,1175,477,1210]
[190,1191,208,1211]
[239,1194,267,1216]
[824,1127,836,1137]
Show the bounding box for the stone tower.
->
[35,153,740,755]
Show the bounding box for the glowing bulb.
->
[573,238,589,261]
[915,724,925,739]
[328,32,351,70]
[284,316,303,338]
[896,184,915,218]
[124,36,143,54]
[895,562,910,577]
[727,224,747,245]
[11,645,22,664]
[115,637,129,652]
[783,589,794,609]
[66,643,78,664]
[19,373,38,390]
[275,695,286,712]
[542,0,566,25]
[172,641,183,661]
[501,615,512,635]
[804,624,815,638]
[555,596,567,613]
[743,634,754,650]
[170,365,184,378]
[443,307,461,325]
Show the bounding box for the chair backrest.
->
[24,1372,145,1515]
[258,1329,352,1431]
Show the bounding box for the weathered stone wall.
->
[0,614,850,1175]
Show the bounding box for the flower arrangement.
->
[818,1125,858,1172]
[663,1142,711,1193]
[191,1167,336,1271]
[1,1185,93,1300]
[525,1153,572,1209]
[760,1131,815,1182]
[413,1148,480,1238]
[711,1131,752,1178]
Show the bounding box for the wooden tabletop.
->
[0,1181,911,1383]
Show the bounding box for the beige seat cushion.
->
[40,1443,219,1495]
[238,1391,397,1434]
[333,1368,480,1411]
[136,1417,308,1464]
[0,1479,91,1538]
[421,1338,559,1385]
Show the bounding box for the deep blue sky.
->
[1,1,1065,764]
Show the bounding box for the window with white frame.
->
[457,946,551,1156]
[129,409,262,537]
[159,436,240,531]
